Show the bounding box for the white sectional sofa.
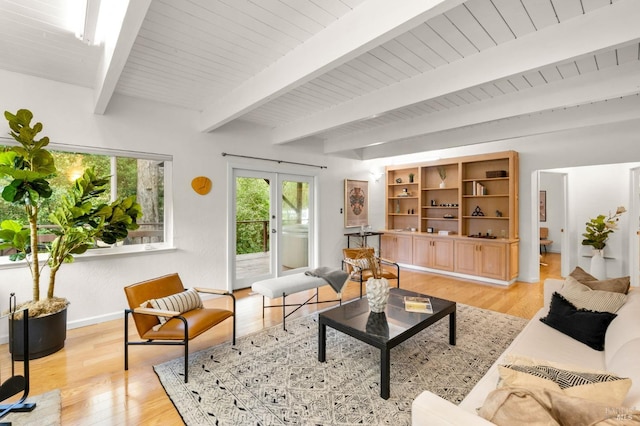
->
[412,277,640,425]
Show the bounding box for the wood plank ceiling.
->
[1,0,639,159]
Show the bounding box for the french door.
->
[231,168,314,290]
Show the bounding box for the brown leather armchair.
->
[342,247,400,298]
[124,273,235,382]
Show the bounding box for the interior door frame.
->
[227,162,317,290]
[533,170,569,281]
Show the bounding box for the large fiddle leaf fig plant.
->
[0,109,142,317]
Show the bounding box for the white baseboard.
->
[398,263,514,286]
[0,310,122,345]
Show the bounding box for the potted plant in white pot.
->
[581,206,626,279]
[0,109,142,359]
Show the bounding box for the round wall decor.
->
[191,176,212,195]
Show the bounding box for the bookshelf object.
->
[384,151,519,284]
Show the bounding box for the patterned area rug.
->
[154,304,527,425]
[2,389,61,426]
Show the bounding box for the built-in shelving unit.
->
[383,151,519,284]
[385,166,419,231]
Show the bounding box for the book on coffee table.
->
[404,296,433,314]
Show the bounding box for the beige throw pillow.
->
[498,355,632,407]
[560,276,627,313]
[569,267,630,294]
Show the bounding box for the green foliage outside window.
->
[236,177,270,255]
[235,177,309,255]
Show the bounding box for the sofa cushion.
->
[569,267,630,294]
[607,338,640,408]
[559,276,627,313]
[497,355,631,407]
[540,293,616,351]
[605,289,640,367]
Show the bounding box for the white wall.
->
[0,70,372,341]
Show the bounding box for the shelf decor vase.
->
[439,181,446,188]
[590,249,606,280]
[366,278,389,313]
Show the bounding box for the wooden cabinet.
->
[380,233,413,264]
[454,239,518,281]
[413,235,454,271]
[384,151,519,284]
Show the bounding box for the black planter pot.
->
[9,307,67,360]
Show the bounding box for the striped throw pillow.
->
[148,288,203,325]
[344,257,369,270]
[560,276,627,313]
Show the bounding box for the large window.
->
[0,144,170,256]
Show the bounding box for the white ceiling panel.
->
[0,0,637,159]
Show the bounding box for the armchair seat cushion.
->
[141,308,233,340]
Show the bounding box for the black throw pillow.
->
[540,292,617,351]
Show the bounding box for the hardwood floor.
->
[1,253,561,425]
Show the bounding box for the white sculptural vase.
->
[439,181,446,188]
[590,249,606,280]
[366,278,390,313]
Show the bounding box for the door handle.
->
[272,229,277,233]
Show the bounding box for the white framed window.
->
[0,142,173,258]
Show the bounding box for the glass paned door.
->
[232,169,314,290]
[233,170,275,289]
[280,175,312,272]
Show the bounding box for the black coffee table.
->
[318,287,456,399]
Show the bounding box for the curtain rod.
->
[221,152,327,169]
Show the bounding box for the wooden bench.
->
[251,272,344,330]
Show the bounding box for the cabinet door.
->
[432,239,454,271]
[454,240,478,276]
[380,234,395,259]
[478,242,507,280]
[381,233,413,264]
[412,236,431,267]
[395,234,413,264]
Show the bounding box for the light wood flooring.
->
[1,253,562,425]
